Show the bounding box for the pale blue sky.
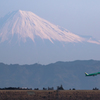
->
[0,0,100,39]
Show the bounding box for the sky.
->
[0,0,100,40]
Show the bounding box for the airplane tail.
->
[85,72,88,76]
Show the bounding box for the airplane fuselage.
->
[85,72,100,76]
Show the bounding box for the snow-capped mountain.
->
[0,10,99,44]
[0,10,100,65]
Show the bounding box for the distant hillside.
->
[0,60,100,89]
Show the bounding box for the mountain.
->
[0,10,99,44]
[0,60,100,90]
[0,10,100,64]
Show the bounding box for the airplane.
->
[85,72,100,76]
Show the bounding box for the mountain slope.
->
[0,10,99,44]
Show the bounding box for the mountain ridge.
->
[0,60,100,89]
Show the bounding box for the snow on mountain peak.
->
[0,10,99,44]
